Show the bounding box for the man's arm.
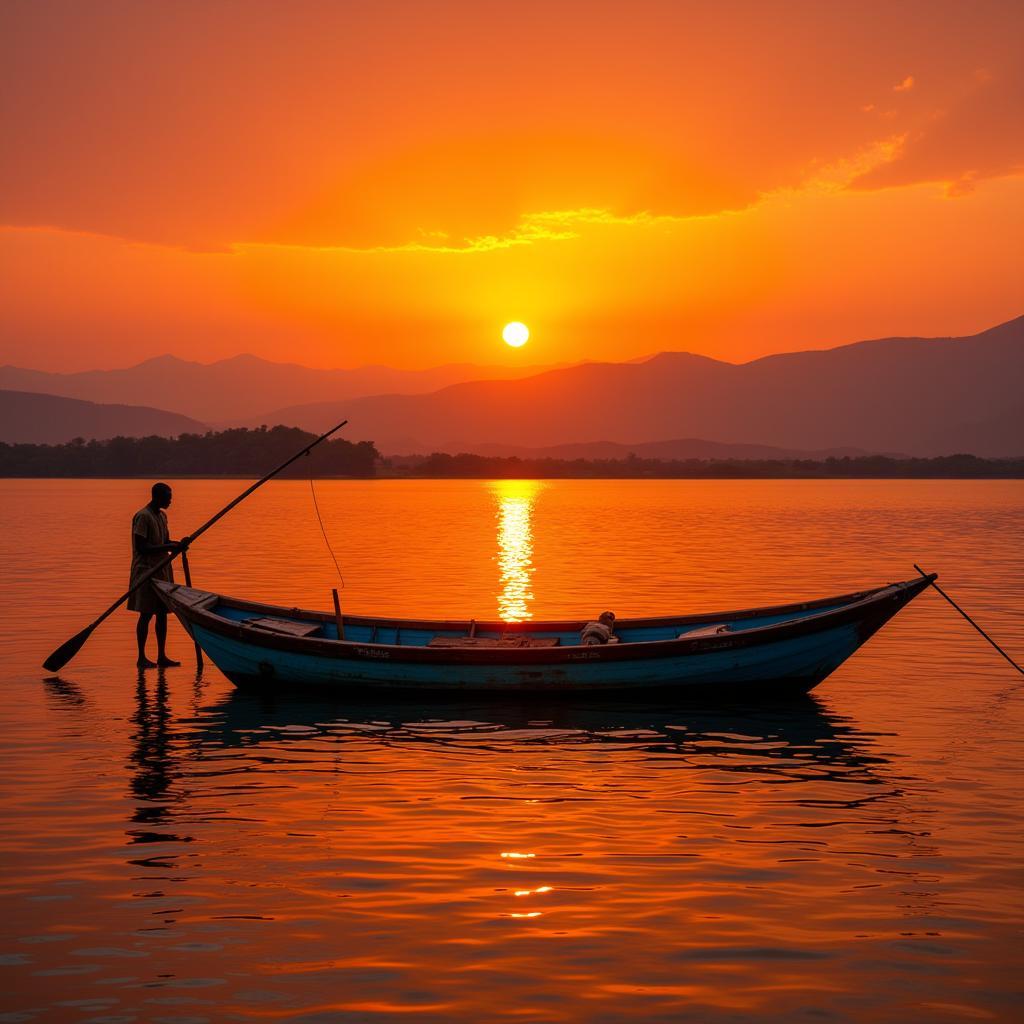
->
[133,532,189,556]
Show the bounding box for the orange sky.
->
[1,0,1022,371]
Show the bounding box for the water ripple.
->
[2,479,1022,1022]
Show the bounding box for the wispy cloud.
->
[800,136,908,192]
[850,67,1024,194]
[893,75,915,92]
[243,208,679,256]
[4,112,1012,266]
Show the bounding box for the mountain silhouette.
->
[247,316,1024,457]
[0,354,560,423]
[0,391,206,444]
[4,317,1021,455]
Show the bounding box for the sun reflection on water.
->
[492,481,541,622]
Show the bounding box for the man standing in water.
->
[130,482,187,668]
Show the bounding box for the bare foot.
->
[157,656,181,668]
[137,657,158,668]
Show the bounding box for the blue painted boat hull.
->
[156,576,932,695]
[187,619,864,693]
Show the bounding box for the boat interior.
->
[171,581,896,649]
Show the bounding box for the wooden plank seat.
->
[428,636,560,649]
[166,585,218,609]
[244,617,322,638]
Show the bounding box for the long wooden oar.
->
[43,419,349,673]
[914,564,1024,677]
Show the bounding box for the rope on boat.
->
[914,564,1024,678]
[309,477,345,587]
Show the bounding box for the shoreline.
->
[2,472,1023,482]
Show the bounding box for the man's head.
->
[598,611,615,627]
[151,482,172,509]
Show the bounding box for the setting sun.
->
[502,322,530,348]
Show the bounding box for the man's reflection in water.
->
[128,672,190,848]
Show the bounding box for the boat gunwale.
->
[161,579,903,632]
[155,575,934,666]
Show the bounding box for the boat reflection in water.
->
[183,688,943,934]
[196,687,885,773]
[492,479,541,622]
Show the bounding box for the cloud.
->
[243,208,683,257]
[0,108,1011,269]
[0,207,695,262]
[260,217,579,256]
[4,169,1023,373]
[893,75,915,92]
[799,136,908,193]
[849,67,1024,194]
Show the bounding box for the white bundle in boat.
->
[682,623,733,639]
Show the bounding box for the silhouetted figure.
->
[129,482,187,668]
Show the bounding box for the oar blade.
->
[42,624,95,673]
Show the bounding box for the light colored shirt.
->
[129,505,174,589]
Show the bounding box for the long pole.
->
[43,420,349,672]
[332,587,345,641]
[914,564,1024,677]
[180,548,204,670]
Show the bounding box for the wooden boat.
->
[154,573,934,695]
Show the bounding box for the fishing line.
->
[309,476,345,587]
[914,564,1023,678]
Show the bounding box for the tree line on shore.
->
[395,451,1024,478]
[0,427,1021,478]
[0,427,380,477]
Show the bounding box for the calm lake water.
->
[2,478,1023,1023]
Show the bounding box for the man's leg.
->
[136,613,157,668]
[155,611,180,667]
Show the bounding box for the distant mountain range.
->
[0,390,205,444]
[246,316,1024,457]
[0,354,561,423]
[1,316,1021,456]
